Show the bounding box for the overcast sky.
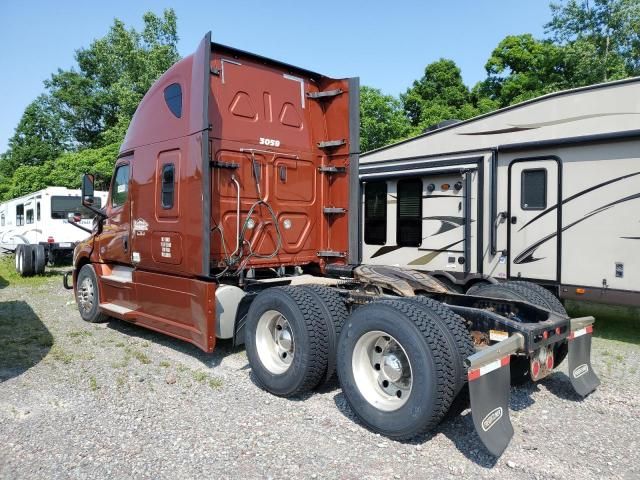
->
[0,1,551,152]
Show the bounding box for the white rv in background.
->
[360,77,640,307]
[0,187,108,275]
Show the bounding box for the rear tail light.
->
[546,351,554,370]
[531,359,541,380]
[555,327,561,335]
[47,236,54,243]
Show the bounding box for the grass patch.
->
[0,254,62,287]
[159,360,170,368]
[127,348,151,365]
[49,344,74,364]
[192,369,223,389]
[68,330,93,338]
[89,376,99,391]
[565,301,640,345]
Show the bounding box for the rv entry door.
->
[508,158,559,282]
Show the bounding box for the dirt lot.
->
[1,259,639,479]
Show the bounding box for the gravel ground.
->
[1,273,639,479]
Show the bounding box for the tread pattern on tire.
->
[274,286,329,395]
[300,285,348,338]
[407,296,475,393]
[503,281,566,315]
[299,285,349,382]
[376,298,457,434]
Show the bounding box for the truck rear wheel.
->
[76,264,109,323]
[299,285,348,383]
[408,296,475,417]
[337,299,456,440]
[245,286,329,397]
[468,280,569,382]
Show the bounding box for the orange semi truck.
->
[65,33,599,456]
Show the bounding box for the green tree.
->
[547,0,640,79]
[0,9,180,201]
[480,34,569,107]
[4,95,68,167]
[401,59,483,131]
[360,86,412,152]
[46,9,179,148]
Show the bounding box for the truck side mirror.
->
[82,174,95,206]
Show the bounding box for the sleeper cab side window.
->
[164,83,182,118]
[111,164,130,207]
[521,169,547,210]
[397,178,423,247]
[364,181,387,245]
[161,163,175,209]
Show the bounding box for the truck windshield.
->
[51,196,102,219]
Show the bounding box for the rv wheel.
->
[34,245,46,275]
[337,299,456,440]
[245,286,330,397]
[16,245,35,277]
[76,264,109,323]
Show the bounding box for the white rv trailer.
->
[360,77,640,307]
[0,187,108,273]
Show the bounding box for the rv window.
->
[16,204,24,226]
[397,179,422,247]
[37,202,41,221]
[161,163,175,209]
[364,182,387,245]
[51,196,103,219]
[164,83,182,118]
[26,209,34,224]
[521,169,547,210]
[111,164,130,207]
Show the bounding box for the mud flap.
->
[568,317,600,397]
[466,333,524,456]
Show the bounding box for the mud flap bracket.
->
[467,333,524,456]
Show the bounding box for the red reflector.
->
[501,356,510,367]
[543,331,549,339]
[586,325,593,334]
[555,327,561,335]
[468,369,480,381]
[531,360,540,379]
[546,352,554,370]
[47,236,54,243]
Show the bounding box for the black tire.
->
[17,245,35,277]
[76,264,109,323]
[14,245,23,275]
[47,250,56,267]
[407,296,474,396]
[245,286,330,397]
[34,245,46,275]
[299,285,349,383]
[469,280,569,380]
[337,299,456,440]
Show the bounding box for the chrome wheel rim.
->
[77,276,95,314]
[255,310,295,374]
[352,330,413,411]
